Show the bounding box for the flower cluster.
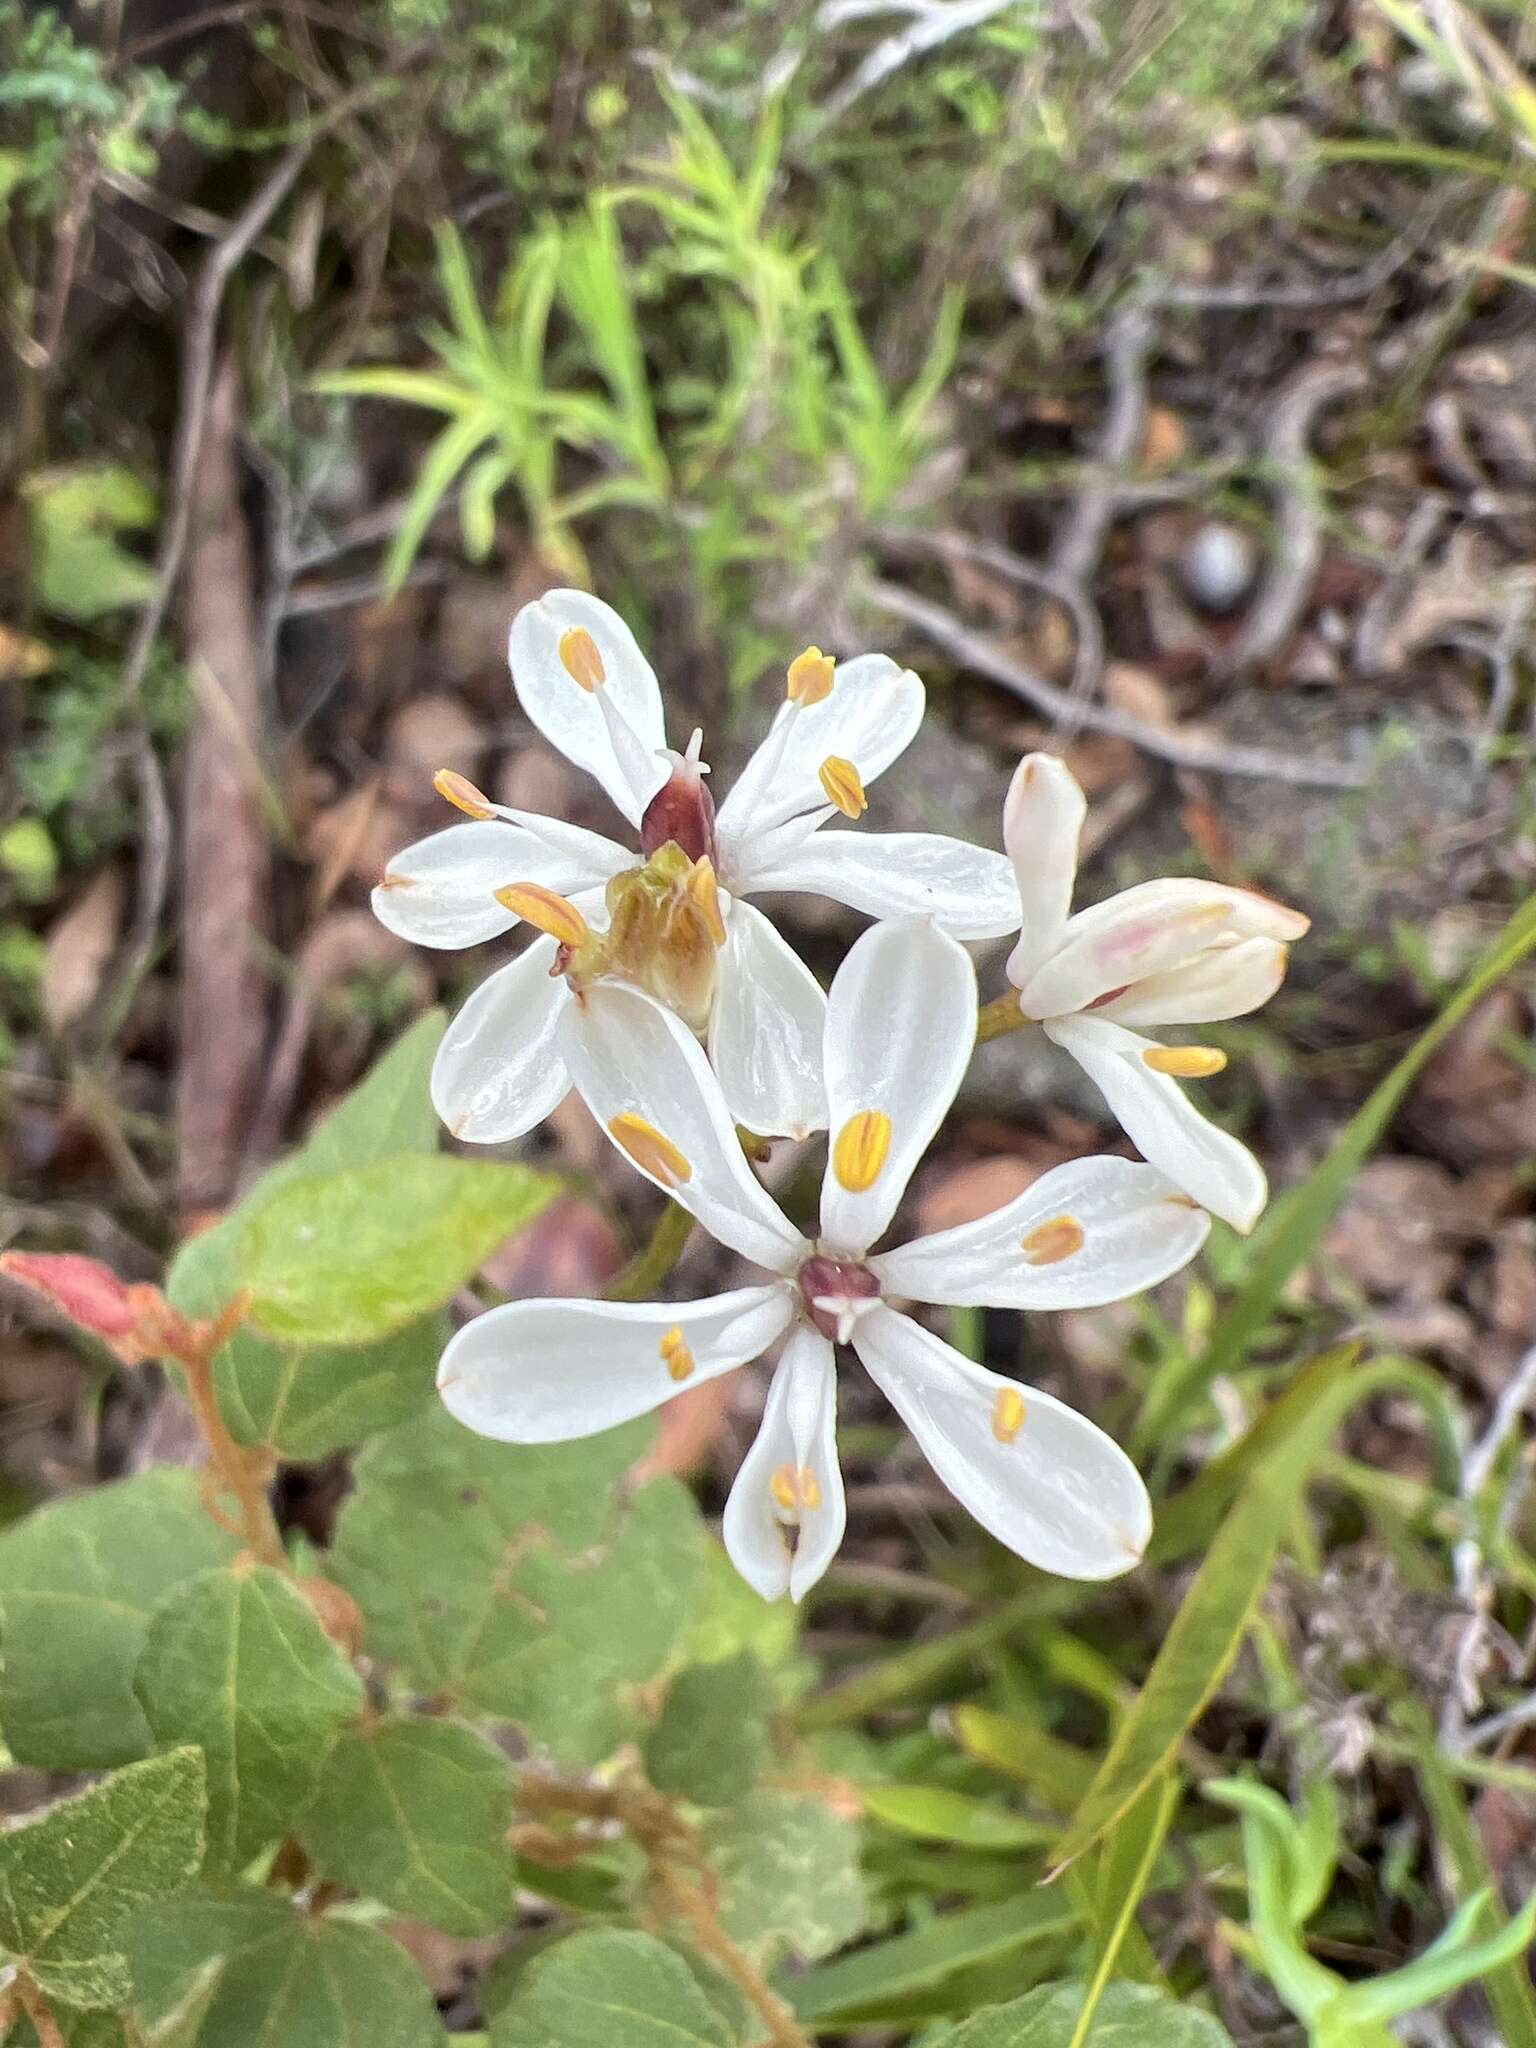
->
[377,593,1309,1599]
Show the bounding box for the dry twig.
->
[863,578,1368,787]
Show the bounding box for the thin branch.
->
[862,577,1368,788]
[1214,360,1369,676]
[1048,306,1154,590]
[605,1202,696,1303]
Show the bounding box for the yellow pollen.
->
[819,755,868,819]
[686,856,727,946]
[493,882,589,947]
[558,625,606,691]
[1143,1043,1228,1078]
[433,768,495,819]
[832,1109,892,1193]
[1021,1215,1085,1266]
[770,1463,822,1514]
[787,646,836,706]
[608,1113,693,1188]
[992,1387,1027,1444]
[659,1326,695,1382]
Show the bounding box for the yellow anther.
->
[770,1463,822,1514]
[493,882,589,948]
[608,1113,693,1188]
[1020,1215,1085,1266]
[433,768,496,820]
[659,1326,695,1382]
[1143,1043,1228,1078]
[832,1109,892,1193]
[685,856,727,946]
[992,1386,1027,1445]
[818,755,868,819]
[558,625,606,691]
[787,646,835,706]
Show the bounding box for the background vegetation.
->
[2,0,1536,2043]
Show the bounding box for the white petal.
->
[715,654,924,840]
[722,1327,845,1602]
[438,1285,796,1443]
[819,921,976,1256]
[431,938,572,1141]
[508,590,668,826]
[735,830,1022,942]
[873,1155,1209,1308]
[1018,878,1309,1020]
[372,820,617,950]
[708,903,828,1139]
[1092,936,1290,1027]
[557,984,806,1273]
[1003,753,1086,989]
[853,1306,1151,1580]
[486,803,635,881]
[1046,1014,1268,1233]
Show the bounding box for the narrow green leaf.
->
[301,1715,519,1936]
[134,1566,364,1878]
[490,1930,735,2048]
[127,1890,445,2048]
[239,1154,557,1344]
[787,1894,1081,2027]
[948,1705,1098,1809]
[1402,1701,1536,2048]
[1053,1346,1381,1871]
[862,1784,1058,1851]
[1328,1888,1536,2027]
[0,1472,238,1769]
[0,1749,206,2009]
[1167,888,1536,1413]
[1149,1348,1452,1564]
[1072,1772,1180,2005]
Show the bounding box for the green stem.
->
[605,1200,694,1303]
[977,989,1027,1043]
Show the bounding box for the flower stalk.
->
[517,1772,812,2048]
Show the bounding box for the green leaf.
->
[0,1748,206,2008]
[643,1653,774,1806]
[949,1705,1098,1811]
[1165,888,1536,1419]
[239,1155,557,1344]
[330,1405,704,1764]
[1052,1344,1421,1871]
[940,1981,1234,2046]
[788,1893,1081,2028]
[301,1714,518,1935]
[1400,1701,1536,2048]
[699,1789,866,1969]
[490,1929,736,2048]
[24,465,158,621]
[862,1783,1057,1851]
[0,1471,239,1768]
[128,1890,445,2048]
[134,1566,364,1878]
[167,1013,450,1458]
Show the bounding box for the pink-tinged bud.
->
[640,733,718,867]
[1,1251,140,1339]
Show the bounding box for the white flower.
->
[437,920,1210,1601]
[373,591,1020,1144]
[1003,753,1310,1234]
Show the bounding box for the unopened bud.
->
[0,1251,176,1365]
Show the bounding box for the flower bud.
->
[0,1251,177,1365]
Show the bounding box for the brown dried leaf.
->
[42,868,124,1031]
